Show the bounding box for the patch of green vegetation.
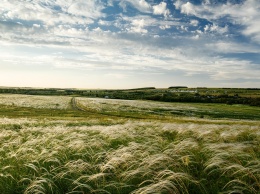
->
[76,97,260,120]
[0,124,22,131]
[0,104,121,121]
[65,120,125,127]
[160,130,178,141]
[1,87,260,106]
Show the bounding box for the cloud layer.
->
[0,0,259,88]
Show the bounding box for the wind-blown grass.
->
[0,95,259,193]
[0,119,259,193]
[0,94,71,109]
[76,97,260,120]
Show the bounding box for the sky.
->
[0,0,259,89]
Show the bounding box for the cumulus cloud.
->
[129,19,147,34]
[204,24,228,34]
[152,2,170,17]
[180,2,196,15]
[159,25,171,30]
[173,0,182,9]
[190,20,199,26]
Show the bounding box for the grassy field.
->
[1,87,260,106]
[0,94,259,193]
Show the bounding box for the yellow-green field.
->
[0,94,259,193]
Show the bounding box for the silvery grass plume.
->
[0,94,71,109]
[0,106,259,194]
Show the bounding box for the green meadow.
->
[0,94,259,193]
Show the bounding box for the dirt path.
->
[70,97,174,121]
[71,97,85,111]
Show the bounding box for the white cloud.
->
[98,20,112,26]
[204,24,228,34]
[180,2,196,15]
[206,41,260,54]
[190,20,199,26]
[210,59,260,81]
[138,0,151,11]
[0,0,103,27]
[159,25,171,30]
[153,2,170,17]
[33,24,41,28]
[173,0,182,9]
[120,15,179,34]
[242,18,260,42]
[130,19,147,34]
[67,0,105,19]
[174,0,260,42]
[119,0,152,13]
[1,31,259,85]
[0,0,259,88]
[192,34,200,40]
[121,15,158,34]
[180,25,188,32]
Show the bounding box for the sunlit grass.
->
[0,94,259,193]
[1,119,259,193]
[77,97,260,120]
[0,94,71,109]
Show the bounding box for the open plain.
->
[0,94,259,193]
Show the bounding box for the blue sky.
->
[0,0,259,89]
